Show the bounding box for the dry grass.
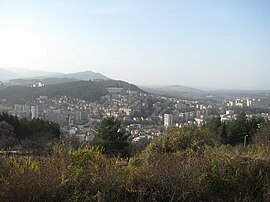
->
[1,143,270,201]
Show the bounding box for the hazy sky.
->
[0,0,269,89]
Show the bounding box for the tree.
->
[203,117,228,144]
[219,122,228,144]
[0,121,18,149]
[204,117,222,135]
[95,116,130,157]
[0,121,15,137]
[253,120,270,144]
[227,113,249,145]
[226,113,263,146]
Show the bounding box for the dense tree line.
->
[0,113,60,151]
[203,113,265,146]
[93,114,266,158]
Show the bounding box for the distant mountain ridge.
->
[142,84,270,100]
[211,89,270,98]
[6,78,79,86]
[0,80,143,103]
[0,68,111,82]
[2,68,269,99]
[0,68,21,81]
[141,84,211,99]
[59,71,110,80]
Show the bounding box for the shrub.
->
[2,127,270,201]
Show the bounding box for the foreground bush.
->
[2,133,270,201]
[0,144,67,201]
[0,144,131,201]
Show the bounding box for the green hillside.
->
[0,80,143,103]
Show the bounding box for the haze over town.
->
[1,1,270,201]
[0,0,269,89]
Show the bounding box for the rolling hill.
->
[0,68,111,83]
[0,68,21,81]
[0,80,143,104]
[141,85,211,99]
[61,71,110,80]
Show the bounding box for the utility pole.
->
[244,135,248,147]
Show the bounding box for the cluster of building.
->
[163,97,269,128]
[0,87,269,144]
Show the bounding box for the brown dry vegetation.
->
[1,125,270,201]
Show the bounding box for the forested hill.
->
[0,80,143,103]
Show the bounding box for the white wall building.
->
[164,114,173,127]
[31,106,39,119]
